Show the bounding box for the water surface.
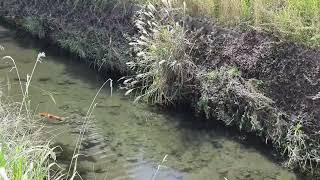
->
[0,25,300,180]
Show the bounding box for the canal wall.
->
[1,0,320,177]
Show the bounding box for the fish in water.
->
[39,112,64,121]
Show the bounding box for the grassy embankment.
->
[124,0,320,177]
[1,0,320,177]
[1,0,319,70]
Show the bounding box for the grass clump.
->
[0,48,62,179]
[283,117,320,172]
[197,67,276,132]
[124,3,196,105]
[0,94,59,180]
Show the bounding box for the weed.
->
[58,37,87,59]
[1,51,62,179]
[198,66,275,132]
[205,70,218,82]
[283,116,320,173]
[124,2,196,105]
[198,66,320,174]
[0,99,58,180]
[250,79,265,90]
[197,94,210,119]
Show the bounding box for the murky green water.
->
[0,25,301,180]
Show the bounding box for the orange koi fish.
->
[39,112,63,121]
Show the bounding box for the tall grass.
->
[0,102,59,180]
[125,3,196,105]
[263,0,320,45]
[0,50,63,179]
[1,42,114,179]
[145,0,320,46]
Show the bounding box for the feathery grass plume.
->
[124,2,196,105]
[2,52,46,117]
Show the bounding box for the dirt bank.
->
[193,21,320,174]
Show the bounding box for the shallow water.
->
[0,25,301,180]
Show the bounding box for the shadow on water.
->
[0,24,307,180]
[1,24,107,87]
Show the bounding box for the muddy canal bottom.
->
[0,26,299,180]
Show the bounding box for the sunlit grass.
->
[142,0,320,46]
[0,97,59,180]
[0,49,64,179]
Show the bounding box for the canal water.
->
[0,25,300,180]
